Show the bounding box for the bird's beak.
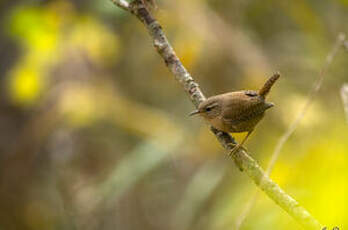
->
[189,110,200,116]
[266,102,274,108]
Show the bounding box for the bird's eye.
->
[204,103,218,113]
[245,90,258,97]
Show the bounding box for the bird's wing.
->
[221,96,264,123]
[222,107,263,125]
[222,103,266,132]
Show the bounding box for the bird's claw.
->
[141,0,158,10]
[228,144,247,157]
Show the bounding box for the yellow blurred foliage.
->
[59,85,98,127]
[6,4,60,105]
[280,94,325,128]
[6,0,120,106]
[68,16,120,66]
[174,34,202,68]
[8,6,59,54]
[8,63,43,105]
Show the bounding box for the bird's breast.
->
[207,116,230,133]
[225,112,265,133]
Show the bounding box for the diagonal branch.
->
[110,0,322,229]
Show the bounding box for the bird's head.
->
[189,97,222,119]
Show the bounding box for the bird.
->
[190,72,280,154]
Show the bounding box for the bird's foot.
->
[226,143,246,172]
[228,144,247,157]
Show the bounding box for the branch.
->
[110,0,322,229]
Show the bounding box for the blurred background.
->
[0,0,347,229]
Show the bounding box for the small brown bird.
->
[190,73,280,154]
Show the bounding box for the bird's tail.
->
[259,72,280,98]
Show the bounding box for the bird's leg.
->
[140,0,158,10]
[229,130,253,156]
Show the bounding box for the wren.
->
[190,72,280,154]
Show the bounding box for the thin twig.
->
[110,0,323,229]
[341,84,348,123]
[267,33,345,176]
[235,33,347,230]
[344,40,348,51]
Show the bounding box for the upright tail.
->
[258,72,280,98]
